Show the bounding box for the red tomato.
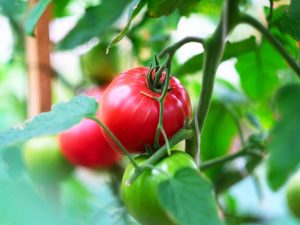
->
[59,86,122,168]
[99,67,191,153]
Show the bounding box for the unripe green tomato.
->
[286,171,300,219]
[80,42,119,85]
[121,151,197,225]
[24,136,73,184]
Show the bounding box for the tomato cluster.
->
[59,67,191,168]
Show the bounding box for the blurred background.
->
[0,0,300,224]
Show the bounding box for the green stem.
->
[127,129,194,185]
[225,104,246,146]
[159,37,205,59]
[239,14,300,77]
[87,116,139,169]
[189,0,240,163]
[199,143,259,171]
[154,55,171,150]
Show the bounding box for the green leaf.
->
[0,95,98,148]
[201,102,238,179]
[267,84,300,190]
[176,36,256,76]
[58,0,130,50]
[235,41,286,101]
[279,0,300,41]
[147,0,200,18]
[107,0,147,51]
[158,168,223,225]
[25,0,52,36]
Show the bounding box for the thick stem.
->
[239,14,300,77]
[188,0,240,163]
[127,129,194,185]
[87,116,139,169]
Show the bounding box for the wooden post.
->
[26,1,52,117]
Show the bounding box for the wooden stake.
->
[26,1,52,117]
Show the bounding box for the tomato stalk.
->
[87,116,140,169]
[127,128,194,185]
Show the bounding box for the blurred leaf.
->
[235,41,286,101]
[108,0,147,51]
[53,0,71,17]
[147,0,200,18]
[267,84,300,190]
[201,102,238,178]
[270,0,300,41]
[58,0,130,50]
[25,0,52,36]
[158,168,224,225]
[176,36,256,76]
[2,144,25,180]
[0,95,98,148]
[0,178,77,225]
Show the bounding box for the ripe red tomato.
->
[99,67,191,153]
[59,86,122,168]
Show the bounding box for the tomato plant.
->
[286,171,300,219]
[99,67,191,153]
[59,86,122,168]
[23,136,73,184]
[121,151,197,225]
[2,0,300,225]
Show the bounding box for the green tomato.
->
[286,171,300,219]
[24,136,73,184]
[80,42,119,85]
[121,151,197,225]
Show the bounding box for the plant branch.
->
[127,128,194,185]
[239,14,300,77]
[87,116,139,169]
[159,37,205,60]
[199,143,261,171]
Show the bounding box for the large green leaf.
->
[58,0,130,50]
[107,0,147,51]
[176,37,256,76]
[201,102,238,178]
[235,41,286,101]
[25,0,52,36]
[0,95,98,148]
[158,168,224,225]
[267,84,300,190]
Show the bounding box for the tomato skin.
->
[24,136,73,184]
[121,151,197,225]
[59,86,122,168]
[286,171,300,219]
[99,67,191,153]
